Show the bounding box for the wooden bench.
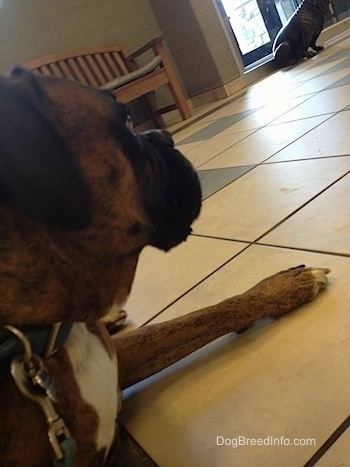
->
[24,37,191,128]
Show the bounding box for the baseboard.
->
[321,17,350,43]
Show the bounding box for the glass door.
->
[218,0,297,67]
[217,0,350,70]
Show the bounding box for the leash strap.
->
[53,437,77,467]
[1,324,77,466]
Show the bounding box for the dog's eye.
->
[125,115,133,129]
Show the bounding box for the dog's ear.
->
[0,67,91,230]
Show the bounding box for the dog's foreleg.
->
[310,30,324,52]
[114,266,329,389]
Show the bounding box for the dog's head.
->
[0,68,201,324]
[310,0,331,15]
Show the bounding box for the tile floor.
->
[118,30,350,466]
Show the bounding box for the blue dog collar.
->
[0,322,72,366]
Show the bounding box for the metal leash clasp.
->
[4,325,75,463]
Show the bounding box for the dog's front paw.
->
[312,45,324,52]
[304,50,317,58]
[101,306,128,334]
[250,265,330,319]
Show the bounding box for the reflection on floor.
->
[118,30,350,467]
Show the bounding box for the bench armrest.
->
[125,36,165,61]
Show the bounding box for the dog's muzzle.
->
[135,130,202,251]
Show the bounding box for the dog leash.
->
[1,324,77,466]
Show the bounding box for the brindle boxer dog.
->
[0,68,329,466]
[273,0,330,68]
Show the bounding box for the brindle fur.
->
[273,0,330,68]
[0,68,329,465]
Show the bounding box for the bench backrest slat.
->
[75,56,97,86]
[26,47,132,88]
[86,55,106,85]
[23,39,191,127]
[66,58,88,84]
[57,60,76,81]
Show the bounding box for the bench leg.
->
[167,79,191,121]
[145,92,165,128]
[156,42,191,121]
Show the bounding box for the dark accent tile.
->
[326,73,350,90]
[198,165,255,200]
[310,49,350,70]
[178,109,258,144]
[316,58,350,77]
[171,93,251,136]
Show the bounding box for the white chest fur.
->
[65,323,118,454]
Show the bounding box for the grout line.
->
[168,90,252,135]
[263,153,350,165]
[141,204,350,328]
[303,414,350,467]
[186,106,328,172]
[253,242,350,259]
[118,424,158,467]
[192,232,350,259]
[193,168,350,253]
[140,241,251,327]
[178,94,349,173]
[169,29,350,138]
[198,164,258,201]
[126,32,350,466]
[146,39,350,327]
[262,109,350,165]
[252,169,350,243]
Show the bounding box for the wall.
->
[0,0,242,108]
[0,0,160,72]
[150,0,241,99]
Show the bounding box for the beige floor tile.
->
[272,84,350,124]
[198,100,262,123]
[217,123,258,138]
[120,245,350,467]
[193,156,350,241]
[225,96,311,132]
[262,170,350,255]
[269,110,350,162]
[289,66,350,97]
[200,116,328,168]
[183,132,253,168]
[289,53,347,78]
[167,100,236,134]
[175,141,203,155]
[315,427,350,466]
[125,236,245,326]
[123,31,350,467]
[244,70,301,102]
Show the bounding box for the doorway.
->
[217,0,350,70]
[217,0,298,68]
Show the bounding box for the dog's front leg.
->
[310,29,324,52]
[114,266,329,389]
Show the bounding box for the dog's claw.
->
[309,267,330,297]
